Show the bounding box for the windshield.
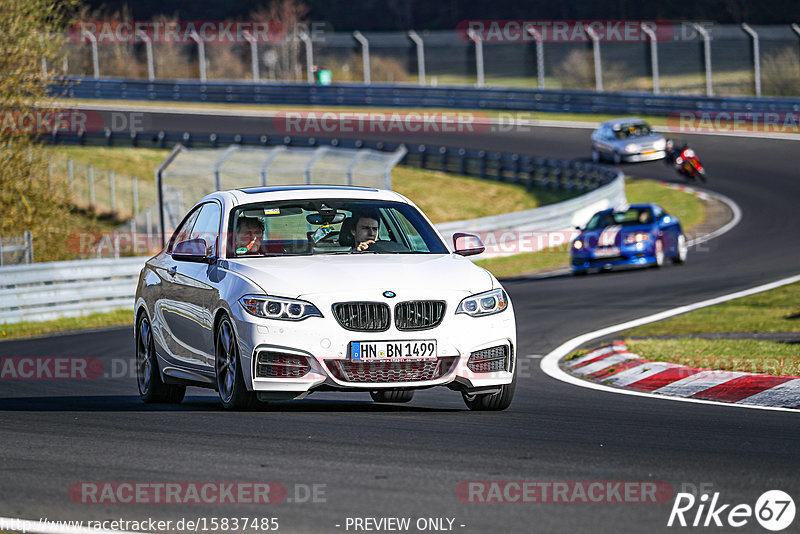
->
[584,208,654,230]
[227,199,448,257]
[614,123,652,139]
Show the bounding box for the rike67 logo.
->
[668,489,795,531]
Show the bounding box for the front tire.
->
[672,234,688,264]
[370,389,415,403]
[136,313,185,404]
[462,373,516,411]
[654,238,665,267]
[215,315,256,410]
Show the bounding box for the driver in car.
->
[234,217,264,255]
[350,209,380,252]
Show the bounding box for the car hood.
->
[613,133,664,146]
[581,224,654,246]
[224,253,495,298]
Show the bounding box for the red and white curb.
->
[540,273,800,413]
[566,342,800,409]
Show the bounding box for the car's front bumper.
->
[231,300,516,397]
[624,150,666,163]
[571,245,657,272]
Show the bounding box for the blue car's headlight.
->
[456,289,508,317]
[239,295,322,321]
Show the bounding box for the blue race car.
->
[570,203,688,275]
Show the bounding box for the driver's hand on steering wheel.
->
[355,239,376,252]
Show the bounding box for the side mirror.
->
[453,232,485,257]
[173,238,213,263]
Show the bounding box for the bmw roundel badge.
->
[383,291,396,298]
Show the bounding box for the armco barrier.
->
[0,257,146,324]
[55,77,800,115]
[0,170,625,324]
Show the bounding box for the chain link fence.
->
[57,24,800,96]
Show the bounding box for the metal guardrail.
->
[0,257,145,324]
[55,77,800,115]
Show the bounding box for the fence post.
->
[692,23,713,97]
[189,31,207,82]
[353,31,370,84]
[68,158,74,194]
[526,26,545,90]
[243,31,260,82]
[0,235,3,266]
[298,31,314,83]
[109,171,116,214]
[133,176,139,216]
[741,23,761,97]
[408,30,426,85]
[584,24,603,91]
[88,165,95,208]
[641,23,660,94]
[467,30,485,87]
[137,30,155,81]
[25,230,33,263]
[85,31,100,79]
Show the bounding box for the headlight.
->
[624,232,651,245]
[573,239,583,250]
[624,143,640,153]
[653,139,666,150]
[239,295,322,321]
[456,289,508,317]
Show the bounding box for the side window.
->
[167,207,201,253]
[190,203,222,256]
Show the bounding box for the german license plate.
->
[594,247,620,258]
[350,340,437,361]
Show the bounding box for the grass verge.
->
[475,177,706,278]
[625,338,800,376]
[612,281,800,376]
[621,281,800,336]
[0,309,132,341]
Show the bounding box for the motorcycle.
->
[664,140,707,182]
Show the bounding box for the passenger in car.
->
[350,209,381,252]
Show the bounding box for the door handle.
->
[167,266,177,277]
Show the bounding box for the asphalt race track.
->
[1,110,799,533]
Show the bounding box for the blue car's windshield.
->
[227,199,448,258]
[584,208,654,230]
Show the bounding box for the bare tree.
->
[251,0,310,81]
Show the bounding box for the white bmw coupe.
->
[135,186,517,410]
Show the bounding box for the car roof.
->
[201,185,410,206]
[599,117,649,127]
[596,203,661,214]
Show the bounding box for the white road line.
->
[540,273,800,413]
[652,370,746,397]
[737,379,800,407]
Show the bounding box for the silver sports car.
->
[591,117,667,164]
